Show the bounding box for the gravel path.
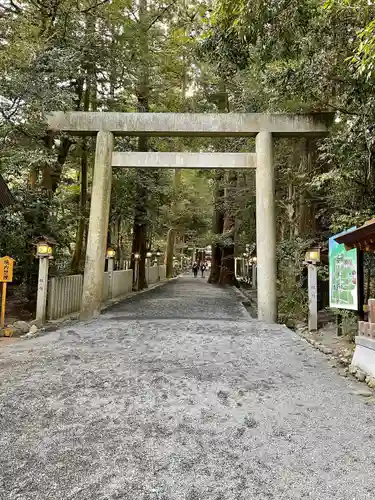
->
[1,276,375,500]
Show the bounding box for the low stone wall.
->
[147,265,166,284]
[352,337,375,379]
[112,270,133,298]
[350,299,375,386]
[358,320,375,338]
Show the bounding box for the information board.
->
[329,228,358,310]
[0,256,14,283]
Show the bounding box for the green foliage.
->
[0,0,215,302]
[203,0,375,322]
[323,0,375,79]
[277,237,312,324]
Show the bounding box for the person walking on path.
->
[200,262,206,278]
[192,261,198,278]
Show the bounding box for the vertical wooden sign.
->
[0,256,15,329]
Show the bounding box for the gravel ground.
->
[1,276,375,500]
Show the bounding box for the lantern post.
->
[36,240,53,325]
[134,253,140,290]
[106,248,116,299]
[156,248,161,281]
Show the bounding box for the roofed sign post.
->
[47,111,333,323]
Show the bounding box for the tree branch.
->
[146,0,177,32]
[81,0,110,14]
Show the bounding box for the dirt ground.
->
[1,277,375,500]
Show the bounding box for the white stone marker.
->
[36,258,49,324]
[107,257,114,300]
[308,263,318,331]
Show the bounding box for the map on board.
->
[329,228,358,311]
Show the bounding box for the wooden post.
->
[1,282,7,328]
[308,263,318,331]
[336,313,342,336]
[358,249,365,320]
[36,257,50,325]
[0,256,15,330]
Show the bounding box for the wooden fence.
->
[47,274,83,321]
[47,265,166,321]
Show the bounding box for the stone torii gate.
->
[47,112,333,323]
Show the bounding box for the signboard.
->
[0,256,14,283]
[329,228,358,310]
[0,256,15,329]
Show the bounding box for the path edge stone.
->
[230,286,255,319]
[296,324,375,393]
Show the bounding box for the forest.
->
[1,0,375,325]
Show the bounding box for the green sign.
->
[329,228,358,310]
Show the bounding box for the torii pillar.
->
[80,131,113,320]
[256,132,276,322]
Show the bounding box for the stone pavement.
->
[1,276,375,500]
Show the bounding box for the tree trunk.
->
[29,167,38,187]
[218,245,236,285]
[165,168,182,277]
[165,228,176,278]
[298,139,317,236]
[71,69,92,273]
[208,86,227,284]
[131,0,149,290]
[208,171,224,283]
[131,205,148,289]
[71,138,88,273]
[131,181,149,289]
[42,134,71,192]
[218,171,238,286]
